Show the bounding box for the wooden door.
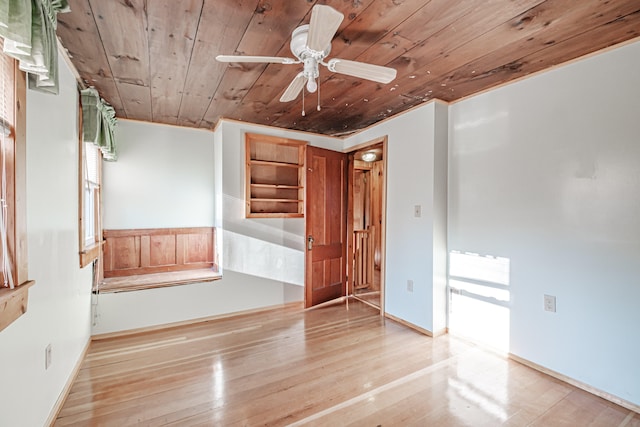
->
[305,146,347,308]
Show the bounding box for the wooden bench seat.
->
[97,268,222,293]
[99,227,220,293]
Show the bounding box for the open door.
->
[346,140,386,310]
[305,146,348,308]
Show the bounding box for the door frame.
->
[345,136,388,315]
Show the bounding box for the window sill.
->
[96,269,222,293]
[0,280,35,332]
[79,241,103,268]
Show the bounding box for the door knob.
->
[307,235,314,251]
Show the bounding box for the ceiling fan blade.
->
[216,55,297,64]
[327,59,397,84]
[280,73,306,102]
[306,5,344,52]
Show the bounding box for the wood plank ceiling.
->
[56,0,640,136]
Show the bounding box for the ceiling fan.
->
[216,4,397,114]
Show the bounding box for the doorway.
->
[347,139,386,309]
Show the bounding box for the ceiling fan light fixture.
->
[306,77,317,93]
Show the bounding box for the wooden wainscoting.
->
[103,227,216,278]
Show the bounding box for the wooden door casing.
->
[305,146,347,308]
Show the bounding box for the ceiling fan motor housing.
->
[290,25,331,61]
[303,57,319,79]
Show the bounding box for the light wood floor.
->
[353,290,381,308]
[56,300,639,426]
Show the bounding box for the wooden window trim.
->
[0,50,32,332]
[0,280,35,331]
[78,102,103,268]
[79,242,102,269]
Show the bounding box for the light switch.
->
[414,205,421,217]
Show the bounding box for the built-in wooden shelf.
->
[250,184,303,188]
[250,198,303,202]
[245,133,307,218]
[250,160,302,168]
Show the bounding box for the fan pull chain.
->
[317,81,321,111]
[302,88,306,117]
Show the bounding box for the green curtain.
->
[81,87,117,161]
[0,0,70,94]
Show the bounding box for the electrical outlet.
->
[45,344,52,370]
[407,279,414,292]
[544,294,556,313]
[414,205,421,217]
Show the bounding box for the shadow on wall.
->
[448,250,511,354]
[223,193,305,251]
[222,230,304,287]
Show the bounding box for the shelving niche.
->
[245,133,307,218]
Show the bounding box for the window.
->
[78,131,103,268]
[0,39,32,332]
[83,142,100,246]
[0,40,16,289]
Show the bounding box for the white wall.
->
[0,57,93,426]
[1,35,635,427]
[345,102,448,333]
[218,120,342,284]
[93,120,340,334]
[214,121,341,323]
[97,120,219,334]
[448,40,640,406]
[432,102,448,333]
[103,120,215,229]
[93,270,300,333]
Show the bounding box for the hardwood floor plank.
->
[530,390,635,427]
[56,300,638,426]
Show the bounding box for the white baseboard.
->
[91,301,303,341]
[46,339,91,426]
[509,352,640,414]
